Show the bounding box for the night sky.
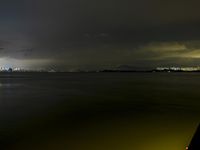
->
[1,0,200,70]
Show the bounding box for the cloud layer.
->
[1,0,200,69]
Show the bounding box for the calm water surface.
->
[0,72,199,150]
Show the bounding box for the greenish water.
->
[0,72,199,150]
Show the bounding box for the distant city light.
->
[156,66,200,72]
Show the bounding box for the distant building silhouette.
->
[8,68,13,73]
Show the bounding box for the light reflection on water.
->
[0,72,199,150]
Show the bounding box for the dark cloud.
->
[1,0,200,69]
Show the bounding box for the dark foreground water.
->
[0,72,199,150]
